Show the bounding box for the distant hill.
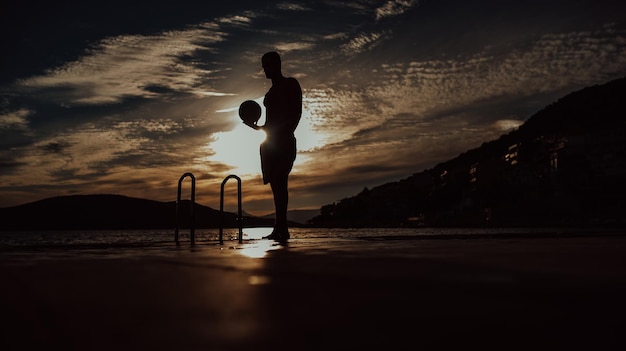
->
[0,194,279,230]
[309,77,626,228]
[261,209,321,225]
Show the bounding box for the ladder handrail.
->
[175,172,196,245]
[219,175,243,245]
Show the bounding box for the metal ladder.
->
[175,172,196,245]
[174,173,243,245]
[219,175,243,245]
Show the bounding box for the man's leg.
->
[267,175,290,240]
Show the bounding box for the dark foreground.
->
[2,234,626,350]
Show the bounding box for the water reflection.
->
[239,239,284,258]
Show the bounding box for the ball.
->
[239,100,262,125]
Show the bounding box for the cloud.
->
[275,42,316,52]
[375,0,418,21]
[217,13,255,27]
[493,119,524,131]
[15,25,227,106]
[276,2,311,11]
[347,25,626,126]
[113,119,184,136]
[0,108,31,131]
[39,140,73,154]
[340,31,387,55]
[194,91,237,97]
[323,32,348,40]
[0,114,228,200]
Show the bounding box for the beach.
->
[2,231,626,350]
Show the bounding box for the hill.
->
[309,77,626,228]
[261,209,321,224]
[0,194,278,230]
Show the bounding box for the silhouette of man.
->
[244,51,302,241]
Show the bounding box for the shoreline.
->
[1,227,625,258]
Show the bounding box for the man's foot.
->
[262,228,290,242]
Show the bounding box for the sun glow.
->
[295,107,328,153]
[210,119,267,176]
[209,100,329,175]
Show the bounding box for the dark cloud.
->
[0,0,274,84]
[47,168,94,183]
[39,141,73,154]
[142,84,178,95]
[0,159,27,175]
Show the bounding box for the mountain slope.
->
[309,77,626,228]
[261,209,321,225]
[0,194,276,230]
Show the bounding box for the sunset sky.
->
[1,0,626,215]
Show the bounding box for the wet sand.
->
[2,234,626,350]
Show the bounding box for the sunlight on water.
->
[239,240,283,258]
[248,275,271,285]
[238,228,282,259]
[242,227,272,240]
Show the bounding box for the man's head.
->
[262,51,282,79]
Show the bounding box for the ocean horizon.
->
[2,226,621,249]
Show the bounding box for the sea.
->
[0,226,614,249]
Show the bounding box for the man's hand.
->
[244,121,262,130]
